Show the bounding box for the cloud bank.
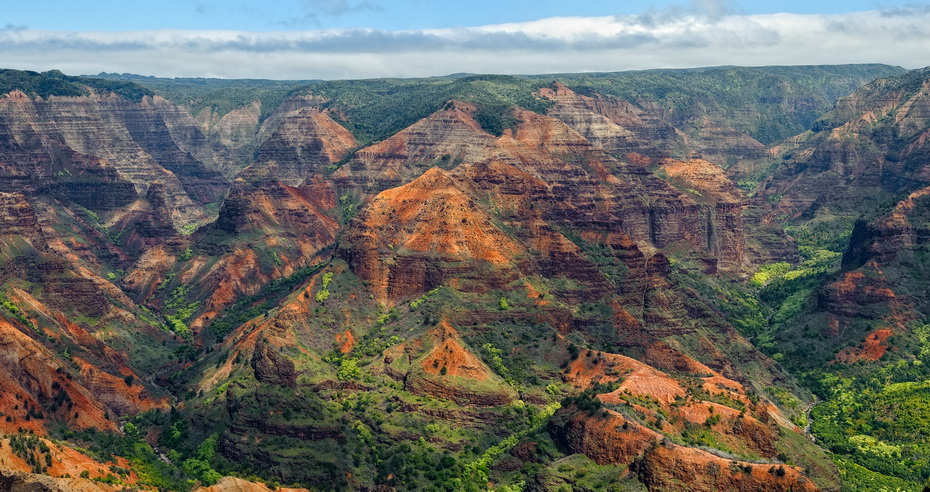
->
[1,8,928,79]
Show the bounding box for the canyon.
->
[0,64,926,490]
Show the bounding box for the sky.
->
[2,0,930,79]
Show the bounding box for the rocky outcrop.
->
[398,321,518,406]
[332,100,504,192]
[844,185,930,269]
[405,376,516,407]
[0,191,45,247]
[0,90,213,229]
[538,83,675,157]
[336,100,759,311]
[635,440,817,492]
[762,68,930,220]
[341,167,529,304]
[820,270,899,319]
[418,321,493,380]
[552,409,816,492]
[195,476,310,492]
[0,470,119,492]
[177,177,339,329]
[251,338,297,387]
[658,158,747,270]
[243,107,356,185]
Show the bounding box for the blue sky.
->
[2,0,929,79]
[0,0,915,31]
[4,0,913,31]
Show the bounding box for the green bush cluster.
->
[316,271,335,303]
[0,293,37,330]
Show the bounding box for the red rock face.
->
[382,320,517,406]
[180,178,340,330]
[419,321,493,381]
[762,71,930,220]
[636,440,817,492]
[0,318,167,435]
[659,158,748,270]
[821,270,899,319]
[341,167,528,304]
[552,344,819,489]
[555,409,816,492]
[538,83,676,158]
[243,108,357,185]
[0,439,143,490]
[0,90,216,229]
[337,101,750,308]
[194,476,311,492]
[332,100,504,192]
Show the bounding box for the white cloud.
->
[0,8,928,79]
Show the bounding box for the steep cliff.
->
[0,89,216,230]
[538,83,675,158]
[761,68,930,221]
[341,167,528,304]
[158,177,340,332]
[332,100,504,192]
[242,106,356,185]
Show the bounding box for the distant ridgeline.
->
[0,68,153,101]
[96,64,905,144]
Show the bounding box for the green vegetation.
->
[98,64,902,149]
[0,68,154,101]
[473,103,520,136]
[532,453,635,492]
[181,434,223,486]
[315,272,334,303]
[0,292,37,331]
[459,402,561,490]
[92,72,309,121]
[410,287,441,311]
[809,366,930,487]
[542,64,905,145]
[339,193,359,223]
[303,73,553,143]
[207,263,324,338]
[337,358,361,380]
[751,262,792,287]
[498,296,510,310]
[54,421,196,490]
[753,215,930,488]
